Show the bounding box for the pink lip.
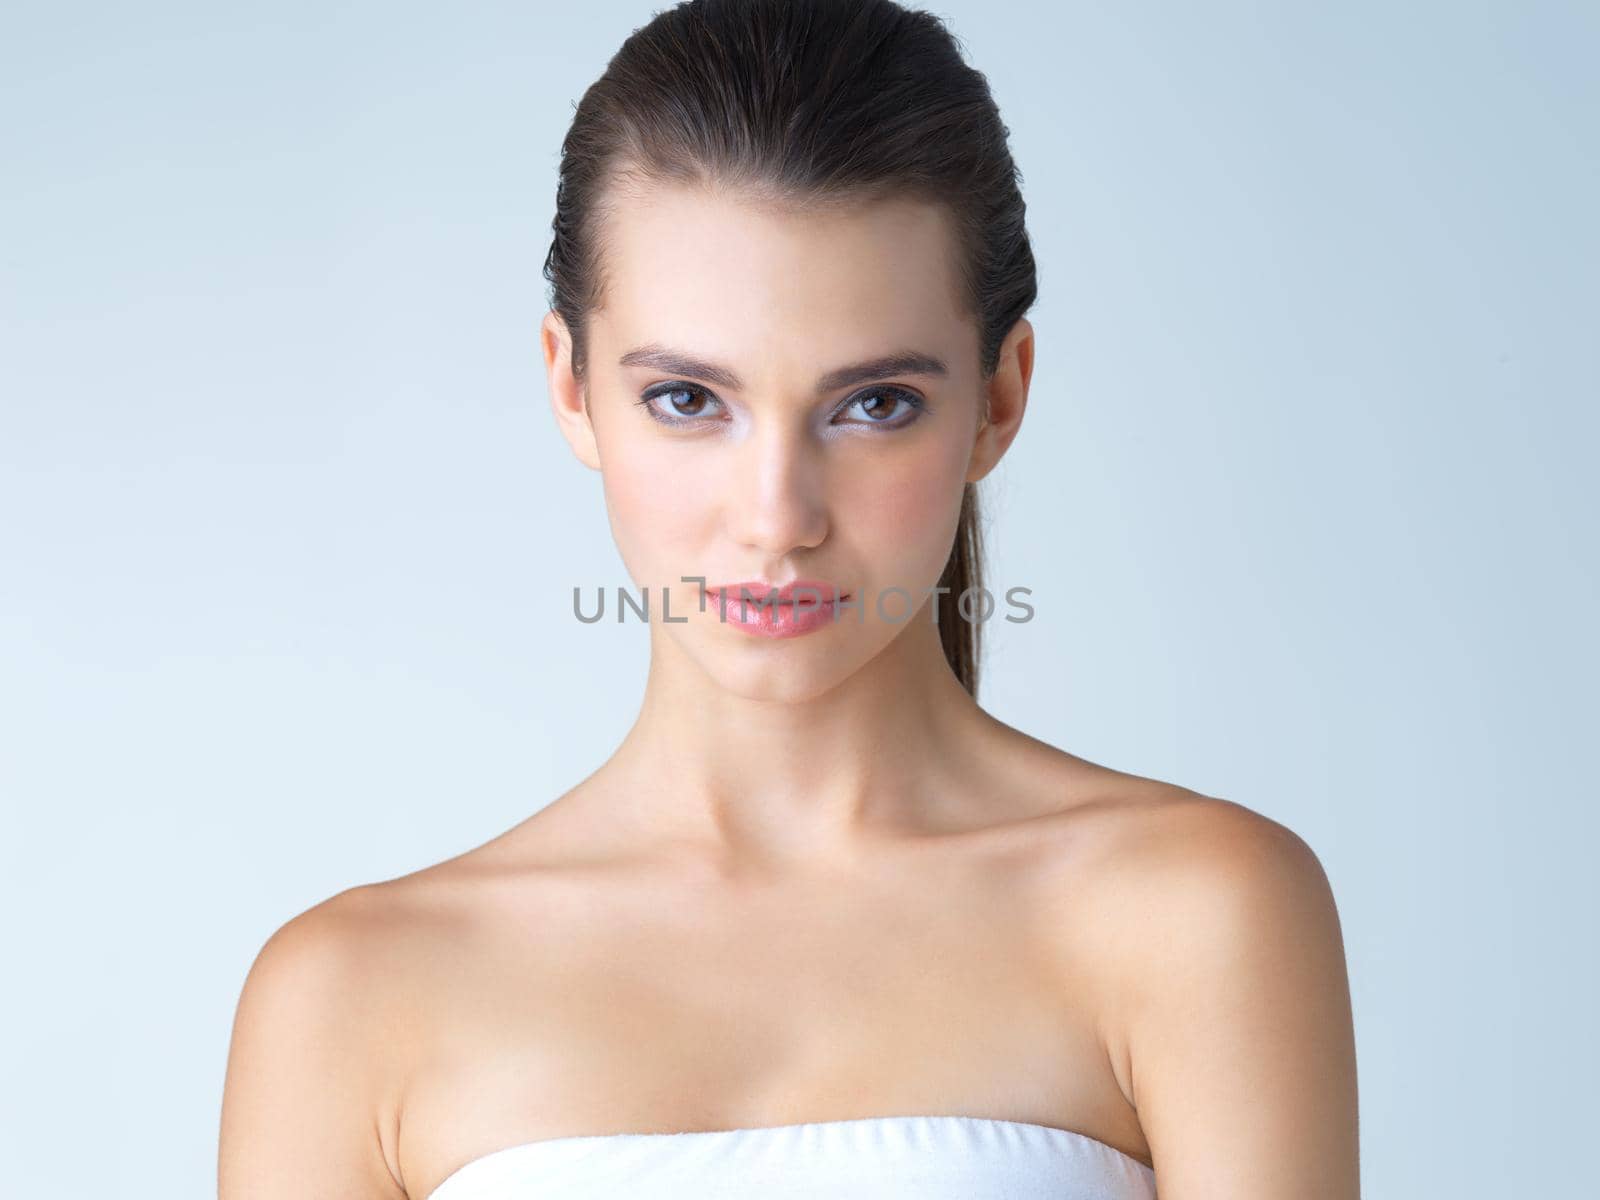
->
[702,579,849,639]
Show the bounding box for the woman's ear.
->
[966,316,1034,484]
[542,310,602,471]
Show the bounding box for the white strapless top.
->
[425,1114,1158,1199]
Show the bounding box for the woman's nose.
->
[726,421,829,557]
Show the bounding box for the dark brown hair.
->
[544,0,1037,697]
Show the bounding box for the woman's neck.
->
[604,605,997,862]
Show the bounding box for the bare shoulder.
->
[230,876,451,1031]
[219,879,448,1198]
[1072,789,1360,1196]
[1021,773,1332,959]
[1064,785,1344,1029]
[1091,788,1335,917]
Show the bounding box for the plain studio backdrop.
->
[1,2,1594,1196]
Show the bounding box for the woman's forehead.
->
[596,180,968,342]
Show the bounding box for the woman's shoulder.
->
[980,725,1323,893]
[1037,773,1355,1188]
[1034,770,1347,1092]
[231,875,459,1082]
[223,878,451,1195]
[259,868,466,959]
[1084,783,1331,937]
[1064,777,1324,888]
[997,745,1338,996]
[235,854,512,1066]
[1029,762,1334,959]
[981,718,1323,886]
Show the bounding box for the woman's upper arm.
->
[218,892,407,1199]
[1118,800,1361,1199]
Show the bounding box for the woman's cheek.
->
[601,441,708,584]
[856,453,968,582]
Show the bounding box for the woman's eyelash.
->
[635,384,724,426]
[635,383,928,428]
[845,388,928,424]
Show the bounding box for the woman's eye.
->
[837,387,926,427]
[635,383,927,430]
[637,384,724,426]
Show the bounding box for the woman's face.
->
[546,179,1022,703]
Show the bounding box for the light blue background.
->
[2,2,1594,1196]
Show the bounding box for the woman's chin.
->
[681,635,874,705]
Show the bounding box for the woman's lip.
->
[700,584,847,638]
[704,591,851,605]
[704,580,848,603]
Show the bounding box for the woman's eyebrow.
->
[618,344,949,394]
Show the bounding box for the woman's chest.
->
[391,869,1139,1198]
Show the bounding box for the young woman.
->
[218,2,1359,1197]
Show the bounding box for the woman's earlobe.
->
[550,382,602,472]
[965,432,998,484]
[543,313,603,471]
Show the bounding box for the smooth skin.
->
[218,179,1359,1199]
